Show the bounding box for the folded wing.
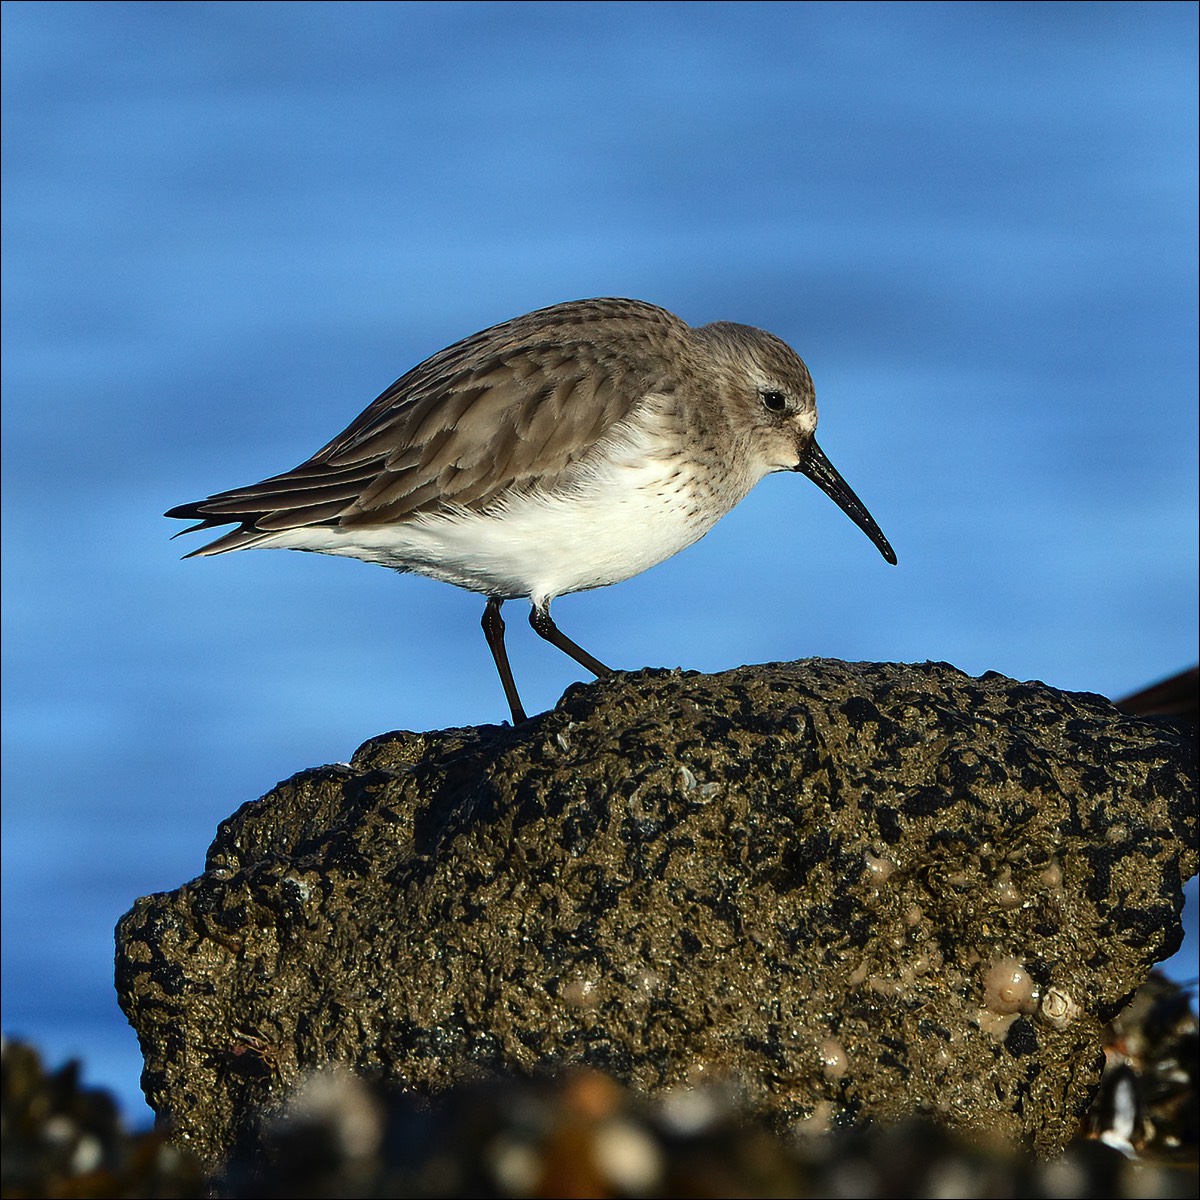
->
[166,299,684,555]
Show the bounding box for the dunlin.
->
[167,298,896,723]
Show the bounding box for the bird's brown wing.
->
[165,298,687,553]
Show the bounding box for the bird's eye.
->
[760,389,788,413]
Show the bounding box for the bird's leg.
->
[482,597,527,724]
[529,601,613,678]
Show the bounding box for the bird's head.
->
[694,320,897,566]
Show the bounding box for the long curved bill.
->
[796,439,897,565]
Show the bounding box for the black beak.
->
[795,439,897,565]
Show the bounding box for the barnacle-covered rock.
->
[115,660,1197,1168]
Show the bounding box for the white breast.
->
[256,412,761,605]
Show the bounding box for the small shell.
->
[982,957,1038,1015]
[863,852,895,882]
[819,1037,849,1080]
[1039,986,1082,1028]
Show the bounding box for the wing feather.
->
[165,298,688,551]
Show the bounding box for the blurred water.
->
[3,1,1197,1123]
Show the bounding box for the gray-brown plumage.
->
[167,297,896,722]
[171,300,683,549]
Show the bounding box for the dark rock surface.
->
[115,659,1197,1169]
[8,976,1199,1200]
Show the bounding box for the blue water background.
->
[3,1,1197,1123]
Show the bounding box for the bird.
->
[166,297,897,724]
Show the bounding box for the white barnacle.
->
[1039,986,1081,1028]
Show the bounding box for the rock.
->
[217,1051,1200,1200]
[115,660,1197,1168]
[7,974,1197,1197]
[0,1037,207,1198]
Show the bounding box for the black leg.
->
[482,597,527,724]
[529,601,613,678]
